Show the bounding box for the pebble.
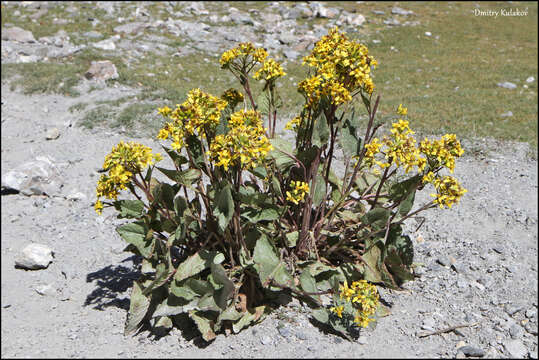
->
[525,308,536,319]
[84,60,119,81]
[15,243,54,270]
[505,304,524,316]
[497,82,517,89]
[425,31,432,36]
[526,76,535,83]
[296,331,308,340]
[35,284,55,296]
[455,351,466,359]
[260,335,272,345]
[92,39,116,51]
[509,324,524,339]
[372,10,385,15]
[500,111,513,118]
[278,326,292,338]
[457,345,485,357]
[503,339,528,358]
[392,7,413,15]
[2,26,36,43]
[46,128,60,140]
[437,257,451,267]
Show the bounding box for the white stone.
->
[92,39,116,51]
[526,76,535,83]
[425,31,432,36]
[15,244,54,270]
[503,339,528,358]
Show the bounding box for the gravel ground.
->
[1,73,538,359]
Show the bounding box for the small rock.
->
[46,128,60,140]
[113,22,147,35]
[509,324,524,339]
[92,38,116,51]
[497,82,517,89]
[372,39,381,44]
[503,339,528,358]
[422,317,436,331]
[456,351,466,359]
[457,345,485,357]
[15,243,54,270]
[525,322,538,335]
[260,335,272,345]
[342,13,366,26]
[1,156,62,196]
[525,308,536,319]
[85,60,119,81]
[500,111,513,118]
[526,76,535,83]
[372,10,385,15]
[67,191,87,201]
[278,326,292,338]
[384,18,401,26]
[456,278,468,288]
[296,331,308,340]
[392,7,414,16]
[425,31,432,36]
[505,304,524,316]
[35,284,55,296]
[492,246,504,254]
[2,26,36,43]
[437,257,451,267]
[529,350,538,359]
[283,50,300,60]
[83,31,103,39]
[357,337,367,345]
[29,8,48,20]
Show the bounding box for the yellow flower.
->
[397,103,408,116]
[330,305,344,318]
[254,58,286,81]
[94,199,103,215]
[286,181,309,204]
[157,105,172,117]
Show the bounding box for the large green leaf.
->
[161,145,188,168]
[269,138,296,170]
[361,241,384,283]
[232,306,266,333]
[124,280,151,335]
[156,167,201,187]
[340,118,362,157]
[174,250,225,282]
[210,263,235,310]
[242,205,280,223]
[185,135,206,169]
[114,200,145,219]
[116,221,154,259]
[299,270,320,302]
[361,208,391,231]
[151,182,176,210]
[389,175,421,217]
[189,311,216,342]
[214,182,234,233]
[152,296,198,318]
[253,235,292,289]
[142,263,171,295]
[312,111,329,147]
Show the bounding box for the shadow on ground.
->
[84,256,141,311]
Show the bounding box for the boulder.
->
[15,244,54,270]
[1,156,63,196]
[1,27,36,43]
[84,60,119,81]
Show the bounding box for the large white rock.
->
[1,156,62,196]
[84,60,119,81]
[15,244,54,270]
[1,26,36,43]
[503,339,528,358]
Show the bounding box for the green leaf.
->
[232,306,266,333]
[340,118,362,157]
[214,182,234,232]
[161,145,188,168]
[152,296,198,318]
[217,305,243,323]
[114,199,145,219]
[361,208,391,230]
[312,172,327,207]
[253,235,292,289]
[156,167,201,187]
[256,91,270,116]
[299,270,320,302]
[153,316,173,336]
[271,176,283,198]
[151,182,176,210]
[361,242,384,283]
[285,231,298,247]
[269,138,296,170]
[189,311,216,342]
[124,280,151,335]
[385,248,415,283]
[116,221,154,259]
[386,227,414,266]
[312,111,329,147]
[185,135,206,169]
[142,263,170,295]
[250,165,267,179]
[242,206,280,223]
[210,263,235,310]
[174,250,225,282]
[389,175,421,217]
[174,196,188,218]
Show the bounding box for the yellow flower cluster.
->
[208,110,273,171]
[157,88,228,150]
[284,116,301,132]
[254,58,286,81]
[397,103,408,116]
[219,42,268,68]
[299,27,377,107]
[419,134,464,173]
[330,280,379,328]
[365,119,426,174]
[95,141,162,214]
[285,180,310,205]
[221,88,244,107]
[426,175,467,209]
